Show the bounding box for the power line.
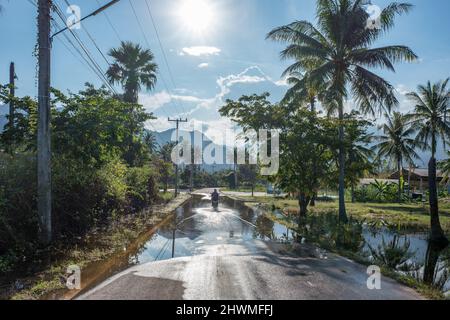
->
[62,0,111,66]
[127,0,185,117]
[144,0,186,115]
[51,15,106,83]
[52,2,117,94]
[95,0,122,43]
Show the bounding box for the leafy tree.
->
[51,85,154,167]
[375,112,421,202]
[344,114,375,202]
[220,94,335,222]
[143,131,158,155]
[107,41,158,103]
[267,0,417,222]
[157,142,176,192]
[239,163,259,196]
[407,79,450,244]
[278,109,335,221]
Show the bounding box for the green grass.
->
[238,198,448,300]
[237,195,450,233]
[221,185,267,193]
[159,191,175,202]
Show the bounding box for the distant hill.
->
[150,129,233,173]
[0,104,7,131]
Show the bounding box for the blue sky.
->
[1,0,450,155]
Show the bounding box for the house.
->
[388,168,448,194]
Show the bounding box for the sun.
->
[177,0,216,34]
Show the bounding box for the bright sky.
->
[1,0,450,153]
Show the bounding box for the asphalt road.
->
[78,191,423,300]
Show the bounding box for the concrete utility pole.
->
[37,0,52,245]
[36,0,121,245]
[9,62,15,129]
[168,118,188,197]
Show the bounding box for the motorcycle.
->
[212,199,219,209]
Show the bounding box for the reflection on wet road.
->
[133,195,292,265]
[79,194,424,300]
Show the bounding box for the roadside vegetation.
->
[0,43,181,298]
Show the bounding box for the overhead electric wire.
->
[95,0,123,43]
[143,0,187,115]
[62,0,111,66]
[52,2,117,94]
[127,0,185,117]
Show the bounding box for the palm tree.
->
[407,79,450,244]
[439,151,450,183]
[158,142,176,192]
[375,112,421,202]
[107,41,158,103]
[143,131,158,155]
[283,72,323,112]
[267,0,417,222]
[346,120,375,203]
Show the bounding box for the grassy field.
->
[237,195,450,234]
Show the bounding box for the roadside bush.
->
[0,153,39,257]
[125,166,158,212]
[0,153,159,264]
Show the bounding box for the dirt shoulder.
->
[0,193,191,300]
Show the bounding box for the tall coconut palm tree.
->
[407,79,450,244]
[283,72,324,112]
[107,41,158,103]
[439,151,450,183]
[267,0,417,222]
[375,112,421,202]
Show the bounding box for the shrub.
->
[125,166,158,211]
[1,153,159,265]
[0,153,39,256]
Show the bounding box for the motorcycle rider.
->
[211,189,219,206]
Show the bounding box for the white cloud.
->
[180,46,221,57]
[143,66,286,144]
[274,78,289,86]
[139,91,172,112]
[198,63,209,68]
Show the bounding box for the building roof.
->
[360,178,399,185]
[389,168,444,179]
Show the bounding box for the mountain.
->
[150,129,233,173]
[0,104,8,131]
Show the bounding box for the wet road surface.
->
[78,191,423,300]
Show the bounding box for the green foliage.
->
[368,235,415,269]
[0,84,160,269]
[353,180,402,203]
[107,41,158,104]
[296,212,365,252]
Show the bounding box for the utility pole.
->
[36,0,121,245]
[37,0,52,245]
[9,62,15,129]
[168,117,187,197]
[7,62,16,154]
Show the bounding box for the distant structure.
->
[388,168,448,194]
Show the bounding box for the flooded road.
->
[78,193,423,300]
[132,195,292,264]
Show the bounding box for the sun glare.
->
[178,0,215,34]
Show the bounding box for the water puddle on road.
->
[130,195,292,264]
[48,195,287,299]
